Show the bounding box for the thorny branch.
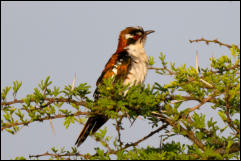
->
[29,141,240,160]
[1,111,91,131]
[188,92,218,113]
[29,123,169,159]
[148,66,176,75]
[120,123,169,152]
[189,38,239,49]
[29,151,91,160]
[224,88,240,134]
[1,97,89,131]
[1,93,214,131]
[152,112,205,151]
[1,97,87,107]
[215,142,240,155]
[115,116,124,148]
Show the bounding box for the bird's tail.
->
[75,115,108,147]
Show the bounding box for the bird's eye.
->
[133,35,139,40]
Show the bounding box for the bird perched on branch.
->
[75,26,154,147]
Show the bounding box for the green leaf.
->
[51,147,58,153]
[64,116,75,129]
[5,128,14,134]
[12,80,22,98]
[148,56,155,66]
[1,86,11,101]
[218,110,227,121]
[14,156,27,160]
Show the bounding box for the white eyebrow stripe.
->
[136,26,143,30]
[125,34,134,39]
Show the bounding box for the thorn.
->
[41,82,56,135]
[49,119,56,135]
[210,53,214,71]
[200,79,214,88]
[72,72,76,91]
[170,100,184,104]
[196,51,199,74]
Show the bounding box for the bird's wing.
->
[75,51,132,147]
[96,51,132,85]
[94,50,132,98]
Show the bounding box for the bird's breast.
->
[123,55,148,87]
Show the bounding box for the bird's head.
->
[116,26,155,53]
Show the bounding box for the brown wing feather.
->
[75,116,108,147]
[96,53,119,86]
[97,51,131,85]
[75,51,132,147]
[115,56,131,82]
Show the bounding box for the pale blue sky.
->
[1,1,240,159]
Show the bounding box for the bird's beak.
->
[140,30,155,43]
[144,30,155,35]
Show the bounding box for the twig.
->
[29,151,90,160]
[1,97,88,107]
[1,111,91,131]
[224,89,240,134]
[152,112,205,151]
[115,116,124,148]
[189,38,239,49]
[104,141,115,154]
[42,86,56,136]
[148,66,176,75]
[171,95,201,102]
[120,123,168,151]
[214,142,240,155]
[188,94,217,113]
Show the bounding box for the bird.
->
[75,26,154,147]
